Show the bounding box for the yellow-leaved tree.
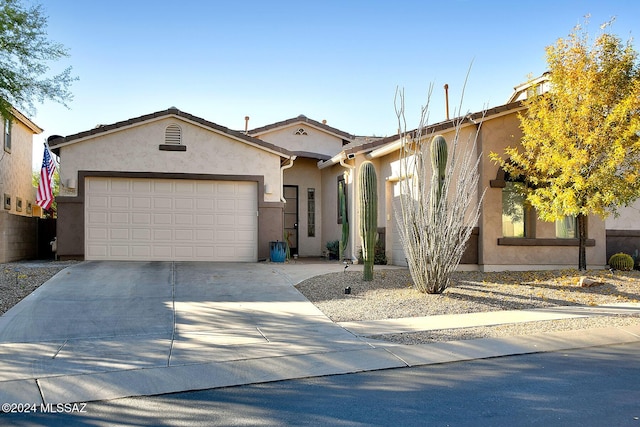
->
[491,19,640,271]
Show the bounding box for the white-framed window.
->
[165,124,182,145]
[3,118,11,153]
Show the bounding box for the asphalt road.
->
[4,342,640,426]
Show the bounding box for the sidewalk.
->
[0,260,639,406]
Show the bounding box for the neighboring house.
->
[49,77,639,269]
[0,108,44,262]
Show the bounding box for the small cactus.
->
[609,252,634,271]
[359,161,378,281]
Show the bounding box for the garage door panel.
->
[87,245,108,257]
[196,214,214,225]
[110,196,129,208]
[153,213,172,225]
[110,245,130,257]
[85,177,257,261]
[110,180,130,192]
[174,229,194,241]
[88,211,108,224]
[174,197,194,210]
[174,214,193,225]
[110,228,129,240]
[132,197,152,209]
[153,181,173,193]
[152,229,170,240]
[153,197,172,209]
[110,212,129,224]
[87,228,108,240]
[216,214,235,226]
[132,229,151,240]
[132,212,151,224]
[152,246,172,258]
[132,180,152,193]
[131,246,151,257]
[88,195,108,209]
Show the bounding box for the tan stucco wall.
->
[256,125,344,158]
[283,158,323,256]
[373,111,607,270]
[480,113,606,269]
[0,119,37,216]
[58,117,283,203]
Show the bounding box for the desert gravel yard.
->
[295,268,640,344]
[0,261,78,315]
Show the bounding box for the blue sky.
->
[30,0,640,167]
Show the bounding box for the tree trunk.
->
[577,213,587,271]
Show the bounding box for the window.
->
[337,176,347,224]
[3,119,11,153]
[556,216,577,238]
[165,124,182,144]
[502,182,527,237]
[295,128,308,135]
[307,188,315,237]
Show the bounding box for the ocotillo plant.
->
[358,161,378,281]
[430,135,448,218]
[338,179,349,260]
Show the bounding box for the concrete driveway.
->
[0,261,403,404]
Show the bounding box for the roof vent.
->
[165,124,182,144]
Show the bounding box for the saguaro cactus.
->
[430,135,448,217]
[358,161,378,281]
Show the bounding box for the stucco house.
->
[329,101,607,271]
[0,108,44,262]
[49,78,639,269]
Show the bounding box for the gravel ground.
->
[295,267,640,344]
[0,261,78,315]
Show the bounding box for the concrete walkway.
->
[0,260,639,406]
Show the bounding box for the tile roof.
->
[343,100,525,157]
[48,107,294,157]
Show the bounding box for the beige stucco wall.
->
[58,117,283,203]
[283,157,323,256]
[256,125,344,158]
[0,119,38,216]
[606,200,640,230]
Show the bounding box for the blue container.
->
[270,241,287,263]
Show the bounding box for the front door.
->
[283,185,298,256]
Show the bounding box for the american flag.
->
[36,143,56,210]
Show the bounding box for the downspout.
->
[280,155,297,202]
[339,155,356,261]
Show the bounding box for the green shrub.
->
[357,239,387,265]
[609,252,634,271]
[326,240,339,260]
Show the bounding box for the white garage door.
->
[85,177,258,261]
